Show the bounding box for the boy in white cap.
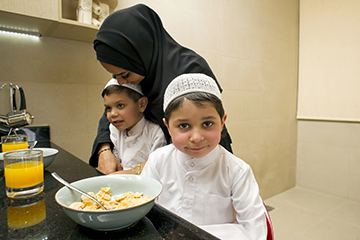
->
[141,74,267,240]
[99,78,166,175]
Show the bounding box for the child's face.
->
[164,98,226,159]
[104,91,147,131]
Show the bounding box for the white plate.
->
[0,148,59,168]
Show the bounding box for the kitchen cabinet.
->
[0,0,118,43]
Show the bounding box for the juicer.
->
[0,83,34,135]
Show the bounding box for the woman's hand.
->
[109,169,135,175]
[109,162,146,175]
[97,144,122,174]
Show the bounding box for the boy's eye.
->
[179,123,189,129]
[117,104,125,108]
[106,107,111,112]
[203,121,213,127]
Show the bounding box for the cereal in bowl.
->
[69,188,151,211]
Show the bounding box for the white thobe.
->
[142,144,267,240]
[109,116,166,170]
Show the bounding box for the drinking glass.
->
[1,134,28,152]
[4,149,44,199]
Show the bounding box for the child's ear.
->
[162,118,171,136]
[138,97,148,112]
[162,118,169,128]
[221,113,227,129]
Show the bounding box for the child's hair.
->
[164,92,225,123]
[102,85,143,103]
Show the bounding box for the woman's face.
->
[100,61,145,85]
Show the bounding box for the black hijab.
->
[90,4,232,166]
[93,4,222,138]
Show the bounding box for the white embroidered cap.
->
[104,78,144,96]
[163,73,221,111]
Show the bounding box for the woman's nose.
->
[189,130,204,143]
[116,77,127,85]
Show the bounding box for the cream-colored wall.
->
[298,0,360,122]
[136,0,299,199]
[297,0,360,202]
[297,121,360,202]
[0,0,58,20]
[0,35,111,160]
[0,0,299,200]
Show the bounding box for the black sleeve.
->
[89,110,114,167]
[219,124,233,153]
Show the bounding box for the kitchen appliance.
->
[0,83,34,135]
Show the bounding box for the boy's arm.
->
[139,151,159,180]
[200,224,252,240]
[201,165,266,240]
[231,165,267,240]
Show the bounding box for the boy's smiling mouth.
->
[189,146,206,152]
[112,120,124,126]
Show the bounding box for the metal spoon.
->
[51,172,107,210]
[29,140,37,150]
[24,140,38,155]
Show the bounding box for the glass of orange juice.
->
[1,134,28,152]
[4,149,44,199]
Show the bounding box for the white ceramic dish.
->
[35,148,59,168]
[0,148,59,174]
[54,175,162,231]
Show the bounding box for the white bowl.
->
[0,147,59,173]
[54,175,162,231]
[34,148,59,168]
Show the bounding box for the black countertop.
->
[0,142,219,239]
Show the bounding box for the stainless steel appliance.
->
[0,83,34,134]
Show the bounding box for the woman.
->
[90,4,232,174]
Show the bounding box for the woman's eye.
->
[121,72,130,79]
[179,123,189,129]
[203,121,213,127]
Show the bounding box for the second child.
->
[100,79,166,175]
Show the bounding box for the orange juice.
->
[7,199,46,229]
[5,161,44,188]
[2,141,28,152]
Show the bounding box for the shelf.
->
[60,0,117,27]
[0,9,98,43]
[0,0,118,43]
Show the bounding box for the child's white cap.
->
[163,73,221,111]
[104,78,144,96]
